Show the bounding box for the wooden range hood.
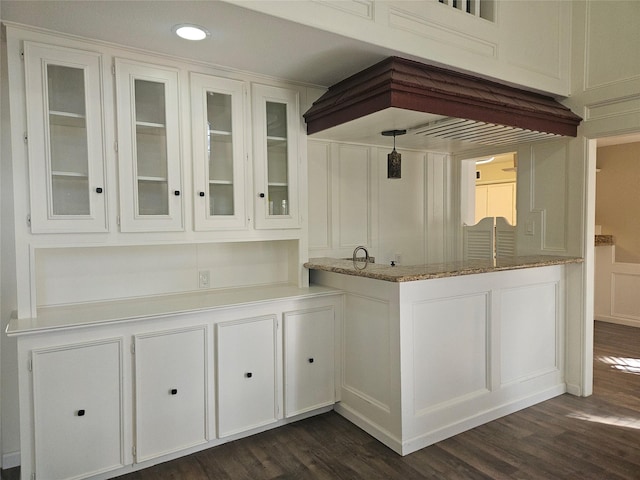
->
[303,57,582,147]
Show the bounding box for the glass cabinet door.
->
[191,73,246,231]
[266,101,289,217]
[134,79,170,216]
[252,84,300,229]
[24,42,107,233]
[115,59,183,232]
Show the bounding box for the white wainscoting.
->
[311,264,565,455]
[595,245,640,328]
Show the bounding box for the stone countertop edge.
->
[595,235,614,246]
[304,256,584,282]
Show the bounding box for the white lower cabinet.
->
[31,338,125,480]
[216,315,279,437]
[284,307,335,417]
[15,291,342,479]
[133,326,208,462]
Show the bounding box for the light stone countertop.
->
[595,235,614,246]
[305,255,583,282]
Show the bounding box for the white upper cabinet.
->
[252,84,300,229]
[190,73,247,231]
[24,42,108,233]
[115,58,183,232]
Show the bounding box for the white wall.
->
[34,242,296,307]
[595,143,640,263]
[561,0,640,396]
[308,140,455,266]
[231,0,572,95]
[1,30,20,467]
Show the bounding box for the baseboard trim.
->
[2,450,20,469]
[594,316,640,329]
[335,384,566,456]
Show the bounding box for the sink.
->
[342,257,375,263]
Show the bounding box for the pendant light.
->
[382,129,406,179]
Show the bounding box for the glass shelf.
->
[49,111,86,129]
[52,171,89,178]
[210,129,232,137]
[137,176,168,182]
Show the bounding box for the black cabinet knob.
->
[96,187,103,194]
[174,190,180,196]
[199,191,205,197]
[170,388,178,395]
[259,193,265,198]
[245,372,253,378]
[308,358,315,363]
[77,409,85,417]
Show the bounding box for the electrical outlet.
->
[198,270,210,289]
[525,220,535,236]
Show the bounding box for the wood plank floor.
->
[3,321,639,480]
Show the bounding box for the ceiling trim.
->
[304,56,582,138]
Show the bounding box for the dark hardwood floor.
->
[3,321,639,480]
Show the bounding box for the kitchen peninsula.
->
[306,255,582,455]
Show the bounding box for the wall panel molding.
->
[312,0,374,20]
[585,94,640,122]
[387,6,497,58]
[307,141,332,250]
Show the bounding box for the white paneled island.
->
[306,256,582,455]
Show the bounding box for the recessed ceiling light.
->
[173,24,210,41]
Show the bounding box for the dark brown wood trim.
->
[304,57,582,137]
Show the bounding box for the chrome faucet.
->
[353,245,369,264]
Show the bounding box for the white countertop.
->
[7,284,341,336]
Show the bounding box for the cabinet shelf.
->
[136,122,166,136]
[268,182,288,187]
[52,171,89,178]
[49,111,87,128]
[267,136,287,147]
[209,180,233,185]
[210,129,232,137]
[137,176,168,182]
[50,110,85,118]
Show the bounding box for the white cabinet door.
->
[31,339,124,479]
[24,42,108,233]
[216,315,278,437]
[284,307,335,417]
[252,84,300,229]
[115,58,183,232]
[133,326,208,462]
[191,73,247,230]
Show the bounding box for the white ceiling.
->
[2,0,638,150]
[0,0,398,88]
